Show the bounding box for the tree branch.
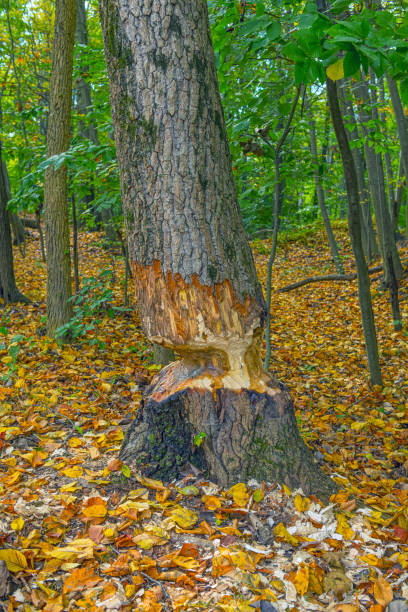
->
[277,265,383,292]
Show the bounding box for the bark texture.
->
[326,77,382,386]
[0,160,28,304]
[121,363,334,498]
[100,0,335,497]
[44,0,76,337]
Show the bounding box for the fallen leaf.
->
[0,549,28,572]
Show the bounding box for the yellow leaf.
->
[373,574,393,607]
[350,422,366,432]
[68,437,83,448]
[282,484,291,497]
[202,495,222,510]
[336,514,354,540]
[125,584,136,598]
[228,483,249,506]
[274,522,299,546]
[294,494,311,512]
[359,553,380,566]
[104,528,115,538]
[135,474,165,490]
[0,549,28,572]
[11,517,24,532]
[169,506,198,529]
[173,555,200,570]
[326,58,344,81]
[292,564,309,595]
[229,549,256,573]
[61,465,83,478]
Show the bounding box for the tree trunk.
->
[378,78,395,220]
[387,76,408,235]
[152,344,175,366]
[387,76,408,186]
[326,76,382,386]
[44,0,76,337]
[0,159,26,247]
[75,0,116,243]
[307,94,344,274]
[0,159,28,304]
[99,0,335,498]
[354,78,402,281]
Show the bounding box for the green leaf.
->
[399,78,408,105]
[266,22,281,42]
[343,49,360,77]
[121,464,131,478]
[330,0,351,14]
[240,15,272,35]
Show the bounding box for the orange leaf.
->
[63,567,103,594]
[373,574,393,607]
[82,497,107,522]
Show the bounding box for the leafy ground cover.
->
[0,227,407,611]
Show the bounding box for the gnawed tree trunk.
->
[100,0,335,498]
[44,0,76,337]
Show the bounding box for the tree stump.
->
[121,361,335,500]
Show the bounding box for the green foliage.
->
[193,432,206,448]
[55,269,124,347]
[0,333,25,381]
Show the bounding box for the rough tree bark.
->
[0,160,26,247]
[44,0,76,337]
[354,77,402,282]
[99,0,335,497]
[325,76,382,386]
[387,76,408,234]
[338,80,378,261]
[0,158,28,304]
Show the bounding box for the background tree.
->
[44,0,76,337]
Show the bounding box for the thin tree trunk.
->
[326,76,382,386]
[367,73,403,328]
[387,76,408,235]
[71,193,80,294]
[100,0,335,498]
[387,76,408,186]
[354,78,402,281]
[75,0,116,242]
[0,160,26,249]
[0,159,28,304]
[338,82,377,262]
[36,208,47,263]
[44,0,76,338]
[306,92,344,274]
[378,78,395,219]
[264,86,302,370]
[394,154,405,232]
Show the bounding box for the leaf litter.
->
[0,227,407,611]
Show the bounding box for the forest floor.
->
[0,225,407,612]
